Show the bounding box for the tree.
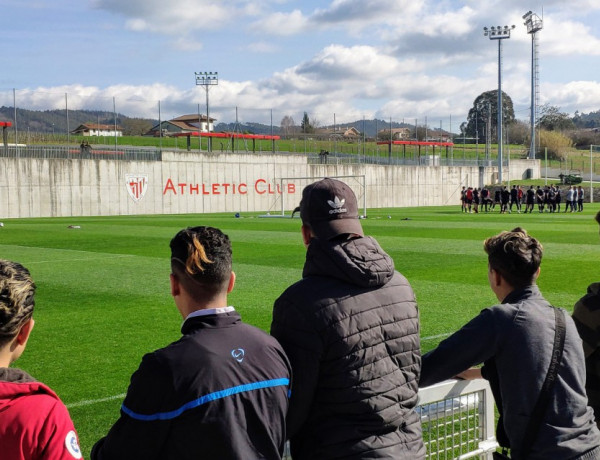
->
[506,120,529,145]
[280,115,295,135]
[122,118,153,136]
[300,112,314,134]
[538,129,573,160]
[537,105,575,131]
[464,90,515,142]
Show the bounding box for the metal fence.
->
[418,379,498,459]
[307,151,507,168]
[283,379,498,460]
[0,145,508,168]
[0,144,162,162]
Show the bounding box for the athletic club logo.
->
[327,196,347,215]
[65,430,82,459]
[231,348,245,363]
[125,174,148,202]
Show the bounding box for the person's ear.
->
[170,273,180,297]
[492,269,503,288]
[227,271,236,294]
[16,318,34,346]
[301,225,312,247]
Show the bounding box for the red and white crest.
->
[125,174,148,202]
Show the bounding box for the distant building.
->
[145,114,216,137]
[426,128,452,142]
[314,126,361,139]
[378,127,412,140]
[70,123,123,137]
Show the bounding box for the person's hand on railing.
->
[455,367,482,380]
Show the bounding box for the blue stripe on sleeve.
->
[121,377,290,422]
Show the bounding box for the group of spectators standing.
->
[2,178,600,459]
[462,184,586,214]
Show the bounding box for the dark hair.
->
[484,227,542,289]
[0,260,35,347]
[595,210,600,225]
[170,227,232,300]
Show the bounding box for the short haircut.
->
[595,210,600,225]
[170,227,232,301]
[484,227,542,289]
[0,260,35,347]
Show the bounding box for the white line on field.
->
[421,333,452,341]
[28,254,135,265]
[66,393,126,409]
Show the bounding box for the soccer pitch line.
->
[421,333,452,341]
[66,393,127,409]
[27,254,136,265]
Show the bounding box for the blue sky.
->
[2,0,600,130]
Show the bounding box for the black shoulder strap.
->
[519,307,566,458]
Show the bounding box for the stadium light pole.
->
[195,71,218,152]
[523,11,543,160]
[483,24,515,184]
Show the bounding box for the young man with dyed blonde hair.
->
[0,259,83,459]
[92,226,291,459]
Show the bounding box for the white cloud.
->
[541,17,600,56]
[311,0,412,25]
[250,10,309,35]
[172,37,203,52]
[93,0,236,35]
[542,81,600,115]
[244,41,279,53]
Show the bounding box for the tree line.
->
[459,90,600,160]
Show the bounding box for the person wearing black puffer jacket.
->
[271,178,425,460]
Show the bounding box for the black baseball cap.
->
[299,178,363,240]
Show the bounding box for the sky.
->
[2,0,600,131]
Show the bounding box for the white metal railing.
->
[418,379,498,459]
[283,379,498,460]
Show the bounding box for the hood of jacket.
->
[0,367,58,412]
[303,235,395,288]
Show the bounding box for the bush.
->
[568,129,600,148]
[538,129,573,160]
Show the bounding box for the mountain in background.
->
[2,106,598,138]
[0,107,156,136]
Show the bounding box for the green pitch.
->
[1,205,599,457]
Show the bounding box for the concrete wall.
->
[0,152,540,218]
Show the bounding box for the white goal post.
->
[264,175,367,218]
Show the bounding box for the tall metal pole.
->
[13,88,17,147]
[497,39,503,183]
[66,93,70,144]
[195,72,219,152]
[530,34,536,158]
[524,11,543,160]
[591,145,594,203]
[205,89,210,151]
[483,25,515,184]
[113,97,117,150]
[158,100,162,150]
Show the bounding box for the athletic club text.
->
[163,178,296,196]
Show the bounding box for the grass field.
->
[2,205,600,457]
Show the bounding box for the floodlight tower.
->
[483,24,515,184]
[195,71,219,152]
[523,11,543,160]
